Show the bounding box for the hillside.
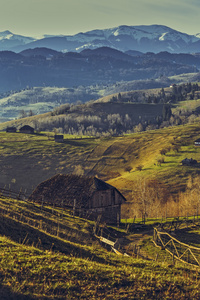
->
[1,196,200,298]
[1,122,200,215]
[1,73,200,123]
[0,47,198,95]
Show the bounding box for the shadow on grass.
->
[0,282,35,300]
[175,227,200,246]
[180,150,197,154]
[0,215,113,265]
[61,139,91,147]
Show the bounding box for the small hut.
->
[6,126,16,133]
[194,138,200,146]
[54,134,64,143]
[19,125,34,134]
[28,174,126,224]
[181,158,197,166]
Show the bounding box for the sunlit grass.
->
[1,196,200,298]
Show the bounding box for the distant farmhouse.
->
[6,126,16,133]
[54,134,64,143]
[19,125,34,134]
[181,158,197,166]
[28,174,126,224]
[194,138,200,146]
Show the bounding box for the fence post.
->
[61,199,64,220]
[18,188,22,200]
[172,252,175,265]
[73,199,76,217]
[155,254,158,262]
[8,184,11,198]
[41,195,44,211]
[137,246,140,258]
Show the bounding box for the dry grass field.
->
[0,196,200,299]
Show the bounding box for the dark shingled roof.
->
[20,125,34,131]
[28,174,124,208]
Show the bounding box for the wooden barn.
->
[6,126,16,133]
[19,125,34,134]
[28,174,126,224]
[54,134,64,142]
[181,158,197,166]
[194,138,200,146]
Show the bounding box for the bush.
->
[135,164,144,171]
[125,166,132,173]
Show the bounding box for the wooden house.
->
[194,91,200,100]
[28,174,126,224]
[6,126,16,133]
[19,125,34,134]
[181,158,197,166]
[194,138,200,146]
[54,134,64,142]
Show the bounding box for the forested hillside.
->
[1,82,199,137]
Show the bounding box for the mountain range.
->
[0,46,198,94]
[1,25,200,54]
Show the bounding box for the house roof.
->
[6,126,16,131]
[28,174,126,208]
[20,125,34,131]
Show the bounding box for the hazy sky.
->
[0,0,199,37]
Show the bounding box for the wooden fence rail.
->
[0,186,27,200]
[153,227,200,266]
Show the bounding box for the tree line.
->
[19,83,200,137]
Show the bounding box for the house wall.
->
[87,189,124,224]
[20,129,34,134]
[88,205,121,224]
[90,189,123,208]
[6,128,16,133]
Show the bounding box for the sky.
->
[0,0,199,38]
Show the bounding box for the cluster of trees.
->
[123,175,200,220]
[114,83,200,104]
[30,102,175,136]
[123,179,169,219]
[146,83,200,104]
[32,112,136,136]
[20,82,200,137]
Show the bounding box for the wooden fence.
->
[157,216,200,232]
[153,227,200,266]
[0,203,92,244]
[94,222,143,258]
[0,186,27,200]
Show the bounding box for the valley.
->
[1,22,200,299]
[1,121,200,218]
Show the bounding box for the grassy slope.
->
[107,124,200,195]
[1,196,200,299]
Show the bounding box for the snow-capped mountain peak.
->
[0,25,200,53]
[0,30,35,45]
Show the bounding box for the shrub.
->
[135,164,144,171]
[125,166,132,173]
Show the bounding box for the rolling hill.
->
[0,195,200,298]
[1,122,200,210]
[0,46,198,94]
[1,73,200,122]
